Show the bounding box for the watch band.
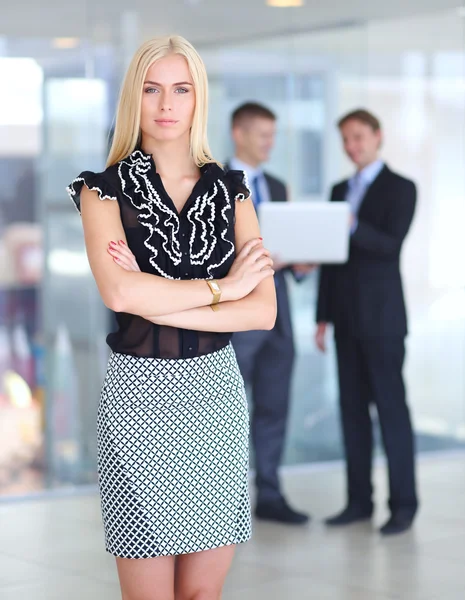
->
[206,279,221,310]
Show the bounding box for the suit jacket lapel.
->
[357,165,389,217]
[332,181,348,202]
[263,173,277,202]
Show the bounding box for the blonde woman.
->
[66,36,276,600]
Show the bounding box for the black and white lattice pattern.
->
[97,344,252,558]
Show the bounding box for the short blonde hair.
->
[107,35,216,168]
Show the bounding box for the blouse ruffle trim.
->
[66,171,118,214]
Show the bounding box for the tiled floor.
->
[1,455,464,599]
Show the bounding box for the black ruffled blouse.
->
[67,148,251,359]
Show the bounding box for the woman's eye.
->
[175,87,189,94]
[144,87,158,94]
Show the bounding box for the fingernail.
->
[110,241,117,246]
[113,257,120,262]
[259,237,263,241]
[119,240,125,245]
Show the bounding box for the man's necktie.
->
[251,175,263,212]
[350,172,365,215]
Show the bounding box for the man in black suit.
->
[228,102,312,525]
[316,109,418,535]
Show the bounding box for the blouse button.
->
[188,346,193,351]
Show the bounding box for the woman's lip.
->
[155,119,178,124]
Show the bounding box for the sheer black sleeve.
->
[66,171,118,214]
[225,170,252,202]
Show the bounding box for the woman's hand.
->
[107,240,141,272]
[108,236,273,304]
[221,238,274,302]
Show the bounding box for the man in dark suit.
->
[227,102,312,525]
[316,109,418,535]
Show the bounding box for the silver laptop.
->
[258,201,350,264]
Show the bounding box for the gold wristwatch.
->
[206,279,221,311]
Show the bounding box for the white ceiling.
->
[1,0,463,46]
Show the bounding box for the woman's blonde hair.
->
[107,35,216,168]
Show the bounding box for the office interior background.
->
[1,0,464,499]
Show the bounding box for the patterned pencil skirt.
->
[97,343,252,559]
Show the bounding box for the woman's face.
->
[140,54,196,145]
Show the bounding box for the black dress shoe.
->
[325,506,373,527]
[255,499,310,525]
[380,514,414,536]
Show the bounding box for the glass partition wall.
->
[0,5,463,498]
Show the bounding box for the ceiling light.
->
[52,37,80,50]
[267,0,304,6]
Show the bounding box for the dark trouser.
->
[335,335,418,517]
[232,325,295,504]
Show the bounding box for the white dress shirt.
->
[347,159,384,233]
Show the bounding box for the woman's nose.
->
[160,92,172,111]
